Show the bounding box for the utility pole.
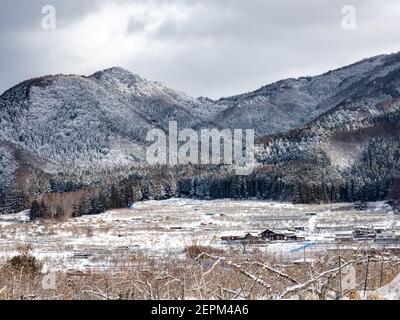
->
[364,254,370,296]
[338,255,342,299]
[380,256,384,287]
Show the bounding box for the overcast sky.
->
[1,0,400,98]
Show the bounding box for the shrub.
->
[4,254,42,275]
[183,245,224,259]
[2,244,42,275]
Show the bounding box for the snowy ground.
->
[0,199,399,271]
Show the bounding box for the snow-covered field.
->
[0,199,399,271]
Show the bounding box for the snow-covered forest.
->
[1,53,400,217]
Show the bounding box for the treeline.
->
[30,161,399,220]
[29,133,400,219]
[389,177,400,213]
[30,168,178,220]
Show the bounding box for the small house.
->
[260,228,286,241]
[374,227,389,234]
[221,235,243,242]
[375,232,397,243]
[294,235,306,241]
[353,226,376,240]
[221,233,263,244]
[335,232,353,243]
[243,233,264,244]
[282,231,297,241]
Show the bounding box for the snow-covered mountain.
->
[213,53,400,134]
[0,67,218,169]
[1,52,400,213]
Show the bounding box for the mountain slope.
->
[211,53,400,135]
[1,52,400,214]
[255,92,400,203]
[0,68,218,171]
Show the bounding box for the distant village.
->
[221,209,400,246]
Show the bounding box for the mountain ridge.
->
[1,52,400,215]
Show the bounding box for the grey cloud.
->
[127,16,147,34]
[0,0,101,31]
[0,0,400,98]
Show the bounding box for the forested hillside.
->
[1,53,400,217]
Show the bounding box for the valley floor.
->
[0,199,399,300]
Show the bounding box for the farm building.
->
[243,233,264,244]
[282,231,297,241]
[352,226,376,240]
[221,235,244,242]
[374,227,390,234]
[259,228,303,241]
[335,232,353,243]
[260,228,286,241]
[221,233,263,244]
[375,232,397,243]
